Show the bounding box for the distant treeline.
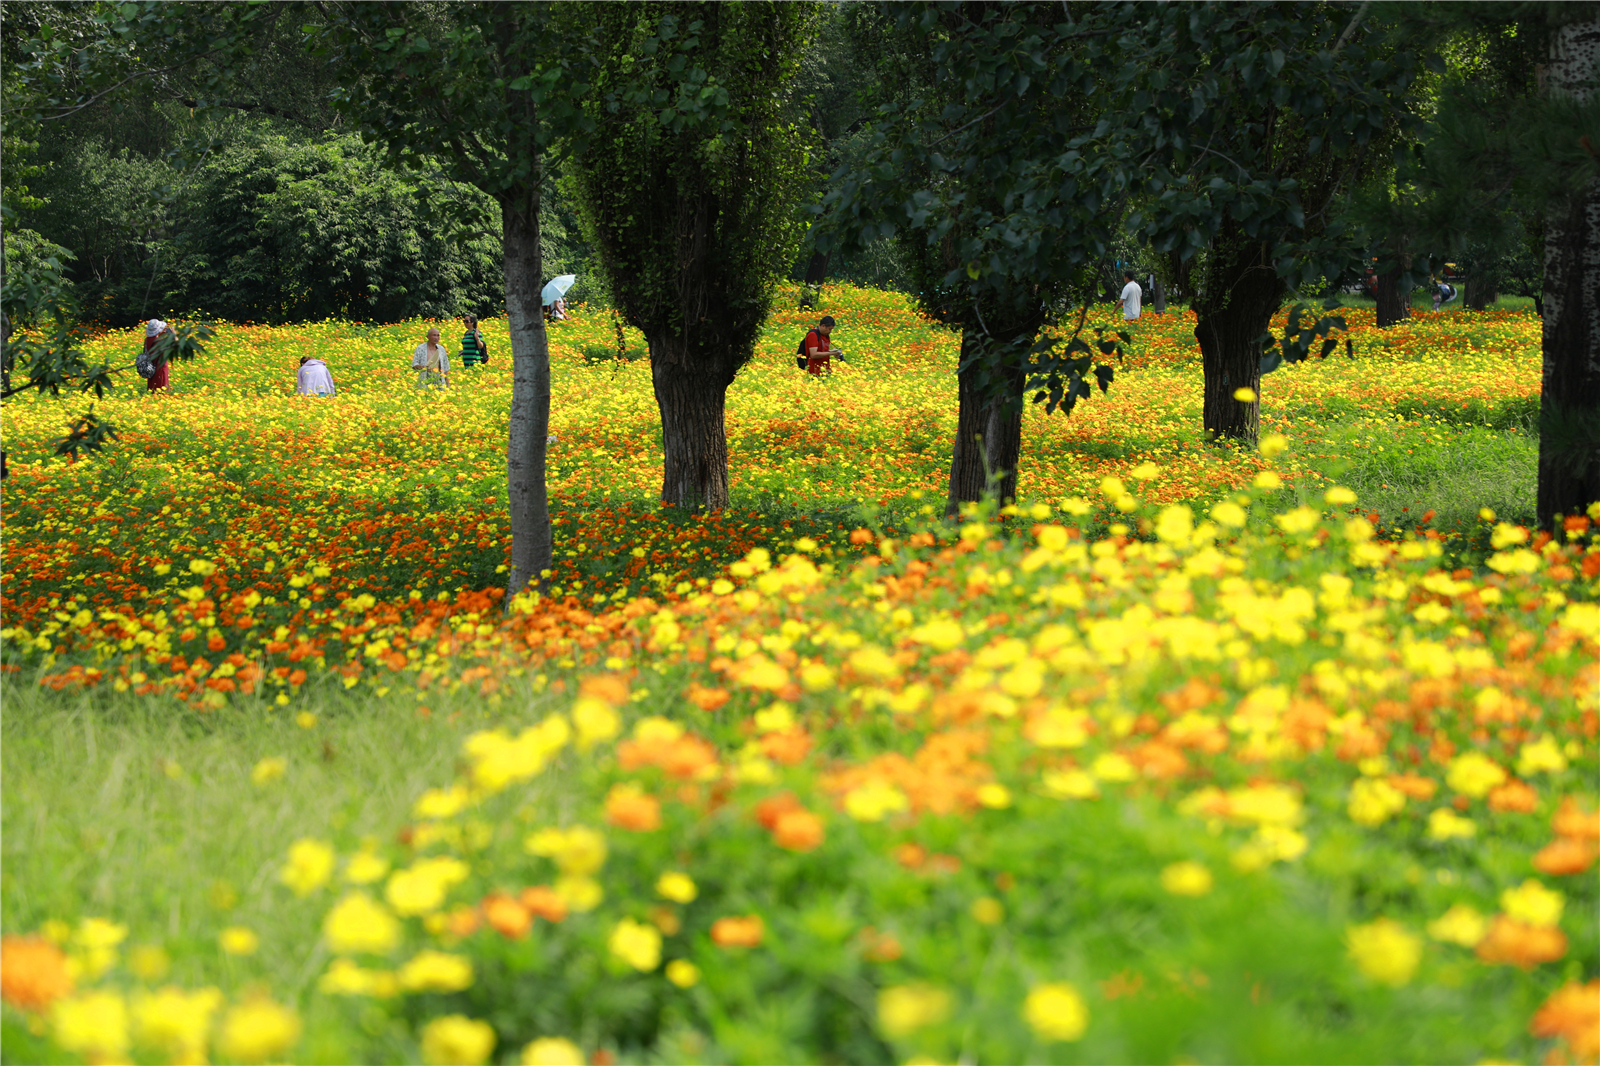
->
[26,128,596,326]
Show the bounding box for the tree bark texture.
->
[1194,230,1285,444]
[1538,14,1600,528]
[651,337,735,510]
[945,307,1044,514]
[1465,273,1498,312]
[1375,269,1409,327]
[503,175,553,597]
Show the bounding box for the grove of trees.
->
[4,0,1597,580]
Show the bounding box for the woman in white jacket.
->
[296,356,337,396]
[412,327,451,387]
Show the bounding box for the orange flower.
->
[483,894,532,940]
[605,786,662,832]
[687,684,730,711]
[755,792,803,831]
[0,936,73,1012]
[1387,773,1439,800]
[1529,980,1600,1059]
[1474,915,1568,969]
[773,808,825,852]
[1533,836,1597,877]
[519,885,569,924]
[1487,780,1538,813]
[1553,796,1600,842]
[760,729,813,766]
[446,905,481,938]
[580,674,630,706]
[710,915,765,948]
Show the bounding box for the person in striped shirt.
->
[459,314,488,369]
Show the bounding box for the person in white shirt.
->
[412,327,451,387]
[1118,270,1142,321]
[296,356,336,396]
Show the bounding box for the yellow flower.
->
[386,856,471,916]
[1427,808,1478,840]
[132,985,222,1060]
[296,711,318,729]
[1212,501,1248,528]
[1501,880,1564,928]
[50,990,129,1061]
[1023,982,1088,1042]
[216,995,301,1063]
[219,926,259,955]
[844,780,910,822]
[1233,386,1257,402]
[319,957,399,997]
[523,1036,585,1065]
[665,959,700,988]
[1347,918,1422,986]
[250,756,287,785]
[399,950,475,993]
[1253,470,1282,490]
[324,892,401,955]
[970,897,1005,925]
[414,784,471,820]
[524,826,607,876]
[1160,861,1214,897]
[975,783,1013,809]
[1347,778,1407,826]
[420,1014,497,1066]
[70,917,128,979]
[553,876,604,913]
[572,697,621,749]
[1090,752,1135,782]
[1446,752,1507,798]
[1427,904,1488,947]
[345,850,391,884]
[1325,486,1358,505]
[1041,768,1100,800]
[1516,735,1568,776]
[909,617,965,651]
[279,838,336,897]
[878,983,952,1038]
[655,871,697,904]
[608,918,662,972]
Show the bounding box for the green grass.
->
[0,679,523,1062]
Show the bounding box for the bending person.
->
[297,355,337,397]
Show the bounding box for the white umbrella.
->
[541,275,577,306]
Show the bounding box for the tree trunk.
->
[1375,269,1409,327]
[1537,13,1600,529]
[504,175,554,598]
[1194,236,1284,444]
[1465,273,1498,312]
[651,334,734,511]
[799,250,830,309]
[1152,276,1167,313]
[945,310,1041,515]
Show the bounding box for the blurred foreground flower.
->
[421,1014,496,1065]
[1024,982,1089,1042]
[878,983,952,1038]
[1347,918,1421,986]
[0,935,73,1011]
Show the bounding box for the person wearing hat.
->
[144,319,171,391]
[803,316,843,375]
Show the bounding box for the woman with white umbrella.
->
[542,275,576,321]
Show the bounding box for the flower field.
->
[2,287,1596,1064]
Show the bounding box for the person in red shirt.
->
[804,315,843,375]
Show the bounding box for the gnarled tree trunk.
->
[1537,13,1600,529]
[651,336,735,510]
[1195,232,1285,444]
[504,171,554,598]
